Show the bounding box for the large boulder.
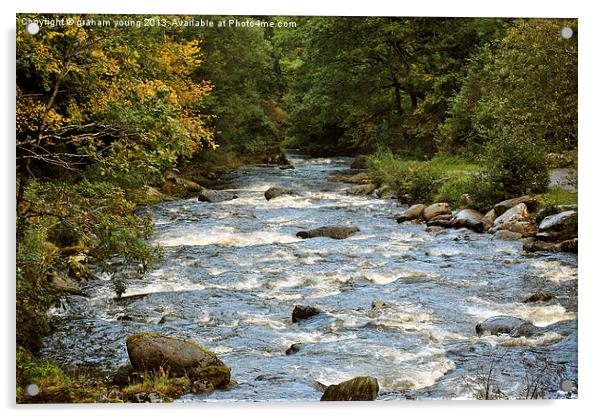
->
[126,333,231,388]
[475,316,536,337]
[161,174,202,197]
[346,183,376,195]
[296,226,359,240]
[396,204,427,223]
[264,187,298,201]
[450,209,487,233]
[320,376,379,401]
[198,187,238,203]
[292,305,321,323]
[483,209,497,225]
[538,210,577,241]
[423,203,451,222]
[490,203,537,237]
[493,195,538,216]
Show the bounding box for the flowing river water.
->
[42,155,578,401]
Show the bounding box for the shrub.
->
[467,126,549,211]
[368,149,443,203]
[435,175,475,209]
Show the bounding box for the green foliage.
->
[434,175,475,209]
[16,224,58,352]
[539,187,578,207]
[280,17,507,156]
[482,128,549,196]
[189,18,285,160]
[369,149,443,203]
[441,18,577,154]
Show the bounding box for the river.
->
[41,154,578,401]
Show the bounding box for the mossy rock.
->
[126,333,230,389]
[320,376,379,401]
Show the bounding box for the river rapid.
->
[42,154,578,401]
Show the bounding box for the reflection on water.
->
[42,155,578,400]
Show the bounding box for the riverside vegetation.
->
[16,15,576,402]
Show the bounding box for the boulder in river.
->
[538,210,577,241]
[296,226,359,240]
[292,305,321,323]
[523,239,558,253]
[490,203,537,237]
[396,204,427,223]
[475,315,536,337]
[285,343,301,355]
[198,187,238,203]
[162,173,203,197]
[423,203,451,222]
[450,209,487,232]
[523,292,554,303]
[493,230,523,241]
[264,187,298,201]
[493,195,538,216]
[126,333,231,388]
[483,209,497,225]
[557,238,578,253]
[320,376,379,401]
[346,183,376,195]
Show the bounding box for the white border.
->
[2,1,600,418]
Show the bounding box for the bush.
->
[435,175,475,209]
[467,127,549,211]
[369,149,443,203]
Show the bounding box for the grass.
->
[428,155,482,173]
[538,187,578,206]
[368,150,482,207]
[121,373,192,401]
[16,347,202,403]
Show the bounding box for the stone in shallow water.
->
[291,305,321,323]
[264,186,298,201]
[475,315,536,337]
[296,226,359,240]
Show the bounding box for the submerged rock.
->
[523,292,555,303]
[493,230,523,241]
[264,187,298,201]
[126,333,231,388]
[426,226,444,233]
[198,187,238,203]
[296,226,359,240]
[285,343,301,355]
[423,203,451,222]
[397,204,427,223]
[475,315,536,337]
[320,376,379,401]
[292,305,321,323]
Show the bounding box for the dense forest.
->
[16,15,577,402]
